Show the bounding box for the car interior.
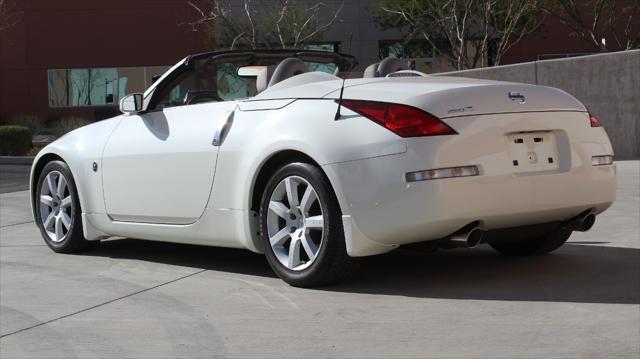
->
[253,56,414,94]
[363,57,410,78]
[151,53,418,109]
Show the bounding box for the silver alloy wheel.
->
[39,171,73,243]
[266,175,324,271]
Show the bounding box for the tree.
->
[542,0,640,51]
[0,0,22,31]
[372,0,546,70]
[185,0,344,50]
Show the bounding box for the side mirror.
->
[119,93,143,115]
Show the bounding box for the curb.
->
[0,156,35,165]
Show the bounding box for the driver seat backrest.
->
[363,63,379,78]
[256,65,276,93]
[363,57,409,78]
[267,58,310,88]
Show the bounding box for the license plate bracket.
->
[507,131,559,173]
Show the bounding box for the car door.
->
[101,62,236,224]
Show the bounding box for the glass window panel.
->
[48,69,69,107]
[305,43,338,52]
[153,61,220,109]
[47,66,170,108]
[217,62,256,101]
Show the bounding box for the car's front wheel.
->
[35,160,98,253]
[259,162,360,287]
[489,228,572,256]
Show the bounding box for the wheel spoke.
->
[304,215,324,229]
[299,186,317,214]
[268,201,289,219]
[287,236,302,268]
[284,177,299,209]
[40,195,54,208]
[43,212,55,229]
[301,233,318,260]
[267,175,325,271]
[57,175,67,198]
[54,216,64,239]
[60,212,72,230]
[61,196,72,208]
[269,227,291,247]
[46,173,57,195]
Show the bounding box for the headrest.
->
[363,63,379,78]
[268,58,310,88]
[377,57,409,77]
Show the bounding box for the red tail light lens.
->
[338,99,457,137]
[588,111,601,127]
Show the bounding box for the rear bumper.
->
[323,111,616,256]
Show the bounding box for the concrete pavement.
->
[0,162,638,358]
[0,165,30,194]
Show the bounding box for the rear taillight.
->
[337,99,457,137]
[588,111,601,127]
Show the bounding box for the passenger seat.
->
[268,58,309,88]
[363,57,409,78]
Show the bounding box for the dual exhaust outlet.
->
[447,226,486,248]
[443,211,596,248]
[561,211,596,232]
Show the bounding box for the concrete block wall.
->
[436,50,640,160]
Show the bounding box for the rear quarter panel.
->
[208,99,406,212]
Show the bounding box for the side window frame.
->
[145,64,191,113]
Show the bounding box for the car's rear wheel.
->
[489,228,572,256]
[35,161,98,253]
[259,162,360,287]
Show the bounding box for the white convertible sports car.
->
[30,50,616,286]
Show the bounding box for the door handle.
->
[213,111,234,147]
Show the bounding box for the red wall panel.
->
[0,0,210,122]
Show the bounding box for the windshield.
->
[147,50,357,110]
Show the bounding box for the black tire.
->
[259,162,360,287]
[34,160,98,253]
[489,228,572,256]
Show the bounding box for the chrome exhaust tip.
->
[447,225,485,248]
[562,212,596,232]
[466,227,484,248]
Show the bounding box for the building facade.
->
[0,0,209,123]
[0,0,634,124]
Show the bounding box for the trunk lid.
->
[326,76,586,118]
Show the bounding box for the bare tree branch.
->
[374,0,544,70]
[184,0,344,50]
[0,0,23,31]
[543,0,640,51]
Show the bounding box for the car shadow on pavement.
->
[86,238,277,278]
[87,239,639,305]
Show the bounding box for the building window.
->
[105,80,115,104]
[47,66,170,108]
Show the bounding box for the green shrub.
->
[27,146,43,157]
[52,116,90,137]
[6,115,44,135]
[0,126,33,156]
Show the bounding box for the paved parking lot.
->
[1,162,638,358]
[0,165,30,194]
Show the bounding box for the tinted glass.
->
[47,66,169,108]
